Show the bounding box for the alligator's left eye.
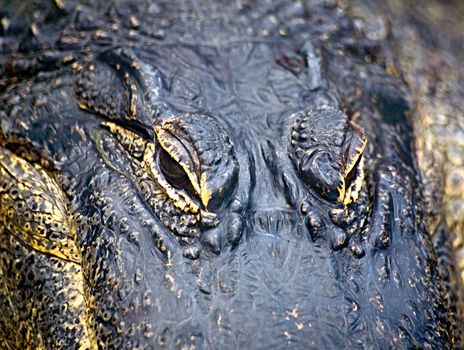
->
[298,150,345,202]
[290,106,367,205]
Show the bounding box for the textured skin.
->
[0,0,462,349]
[343,0,464,284]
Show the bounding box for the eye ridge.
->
[157,146,198,199]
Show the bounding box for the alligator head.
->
[0,0,461,349]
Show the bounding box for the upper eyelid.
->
[112,119,154,140]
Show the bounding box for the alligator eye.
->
[157,146,197,197]
[299,151,345,202]
[154,114,239,211]
[290,106,367,205]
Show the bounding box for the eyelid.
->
[340,122,367,178]
[290,107,367,204]
[155,114,239,212]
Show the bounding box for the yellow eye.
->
[154,114,239,212]
[157,146,198,199]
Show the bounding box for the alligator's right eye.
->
[154,114,239,212]
[157,146,197,198]
[100,114,238,214]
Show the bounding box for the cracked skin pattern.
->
[0,0,462,349]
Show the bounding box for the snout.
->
[247,208,300,237]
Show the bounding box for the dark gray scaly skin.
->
[0,0,462,349]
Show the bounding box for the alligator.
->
[0,0,463,349]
